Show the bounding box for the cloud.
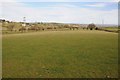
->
[85,3,107,8]
[0,0,119,2]
[1,2,118,24]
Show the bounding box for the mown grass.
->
[2,30,118,78]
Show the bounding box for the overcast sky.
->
[0,0,119,24]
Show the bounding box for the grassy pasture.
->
[102,27,118,31]
[2,30,118,78]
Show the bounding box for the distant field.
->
[2,30,118,78]
[102,27,118,31]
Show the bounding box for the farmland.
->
[2,30,118,78]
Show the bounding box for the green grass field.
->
[2,30,118,78]
[102,27,118,31]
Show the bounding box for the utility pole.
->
[22,17,26,27]
[23,17,26,23]
[102,18,104,27]
[91,18,94,24]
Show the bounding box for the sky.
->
[0,0,119,24]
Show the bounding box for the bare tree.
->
[7,22,15,31]
[87,23,96,30]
